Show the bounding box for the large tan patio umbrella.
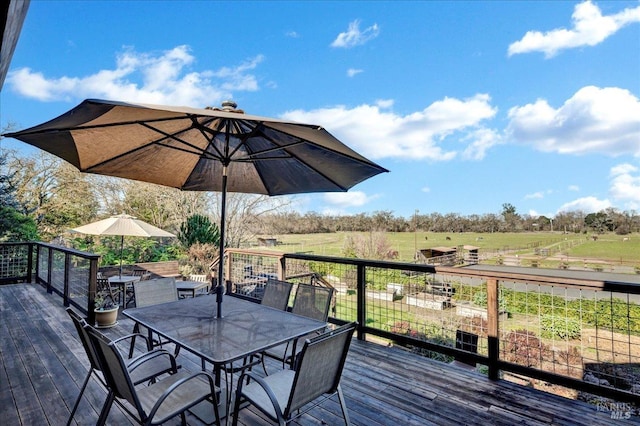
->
[72,214,175,277]
[3,98,388,317]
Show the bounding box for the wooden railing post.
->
[486,277,500,380]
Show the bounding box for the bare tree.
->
[122,181,208,232]
[6,150,98,239]
[208,192,292,248]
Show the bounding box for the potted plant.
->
[94,295,119,328]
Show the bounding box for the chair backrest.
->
[189,274,209,283]
[66,308,102,372]
[286,322,356,415]
[260,279,294,311]
[133,277,178,308]
[291,284,334,322]
[85,325,142,412]
[97,277,119,302]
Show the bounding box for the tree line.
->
[2,149,639,249]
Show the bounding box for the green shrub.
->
[178,214,219,248]
[540,315,581,340]
[472,291,507,312]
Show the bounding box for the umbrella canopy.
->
[72,214,175,276]
[4,98,388,317]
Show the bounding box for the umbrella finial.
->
[221,100,237,111]
[206,101,244,114]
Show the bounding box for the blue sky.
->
[1,0,639,219]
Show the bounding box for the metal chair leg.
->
[65,369,93,426]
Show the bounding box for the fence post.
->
[356,263,366,340]
[486,277,500,380]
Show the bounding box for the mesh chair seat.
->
[239,370,295,419]
[134,370,218,423]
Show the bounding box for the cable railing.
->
[224,248,640,404]
[1,242,100,323]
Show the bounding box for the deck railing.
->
[224,248,640,404]
[2,242,638,403]
[0,242,100,324]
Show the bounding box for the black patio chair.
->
[85,324,221,426]
[262,284,334,371]
[260,279,294,311]
[232,322,356,426]
[129,278,180,357]
[65,308,177,426]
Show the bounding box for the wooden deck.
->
[0,283,632,426]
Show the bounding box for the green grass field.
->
[263,231,640,264]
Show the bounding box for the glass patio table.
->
[123,294,326,421]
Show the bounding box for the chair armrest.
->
[237,371,285,420]
[113,332,153,353]
[128,348,178,374]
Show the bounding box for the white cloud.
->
[7,45,264,106]
[568,185,580,191]
[506,86,640,156]
[609,163,640,207]
[525,191,544,200]
[508,1,640,58]
[285,31,299,38]
[347,68,363,77]
[323,191,377,208]
[421,186,431,193]
[557,196,611,213]
[331,20,380,48]
[461,128,502,160]
[281,94,499,161]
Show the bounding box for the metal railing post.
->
[88,257,98,325]
[46,246,53,293]
[27,242,34,282]
[63,253,71,306]
[356,263,366,340]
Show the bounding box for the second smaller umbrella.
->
[72,214,175,277]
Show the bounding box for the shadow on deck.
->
[0,283,632,425]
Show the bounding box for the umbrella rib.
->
[4,115,192,137]
[141,121,224,161]
[83,123,221,171]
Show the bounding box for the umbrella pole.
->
[119,235,124,277]
[216,166,228,318]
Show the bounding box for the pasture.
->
[263,231,640,265]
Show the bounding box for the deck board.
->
[0,283,633,426]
